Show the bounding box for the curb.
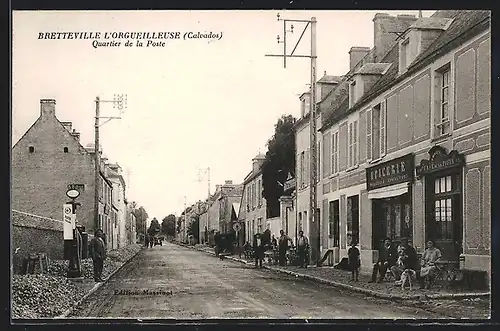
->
[55,246,144,318]
[176,242,490,301]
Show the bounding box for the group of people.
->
[346,236,443,289]
[251,230,309,269]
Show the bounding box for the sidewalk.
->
[185,243,490,301]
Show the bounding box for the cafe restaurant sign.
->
[416,146,465,179]
[283,172,296,192]
[366,153,414,191]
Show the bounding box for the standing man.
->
[89,229,107,282]
[297,230,309,268]
[253,233,265,268]
[278,230,292,266]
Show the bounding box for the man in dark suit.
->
[369,237,398,283]
[253,233,265,268]
[90,229,107,282]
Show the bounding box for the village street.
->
[69,241,449,319]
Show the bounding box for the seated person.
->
[419,239,442,289]
[390,237,418,280]
[369,238,398,283]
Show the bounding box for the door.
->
[427,172,462,262]
[309,208,320,264]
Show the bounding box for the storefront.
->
[366,153,415,250]
[415,146,465,264]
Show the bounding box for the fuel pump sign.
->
[63,204,75,240]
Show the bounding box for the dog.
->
[400,268,417,291]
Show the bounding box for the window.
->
[329,200,340,247]
[400,38,410,71]
[436,66,451,136]
[433,175,455,239]
[298,212,302,232]
[304,210,308,230]
[331,131,339,174]
[257,217,263,233]
[257,179,262,206]
[348,120,358,168]
[349,81,357,107]
[347,195,359,246]
[64,147,68,153]
[29,146,34,153]
[367,102,386,161]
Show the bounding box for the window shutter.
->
[366,109,372,161]
[305,149,310,187]
[317,141,321,182]
[348,123,353,168]
[331,133,336,174]
[353,120,358,166]
[380,101,386,156]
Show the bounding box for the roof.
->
[320,10,490,131]
[408,17,453,30]
[354,63,392,75]
[318,75,343,84]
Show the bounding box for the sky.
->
[12,10,436,220]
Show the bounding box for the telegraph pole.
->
[266,14,320,265]
[93,94,127,231]
[198,167,211,198]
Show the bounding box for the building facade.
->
[316,10,490,274]
[12,98,134,252]
[106,163,127,248]
[238,154,267,245]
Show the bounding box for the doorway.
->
[372,193,412,250]
[425,171,462,262]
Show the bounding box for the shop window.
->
[329,200,340,247]
[432,175,456,240]
[347,195,359,245]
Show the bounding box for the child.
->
[348,240,361,282]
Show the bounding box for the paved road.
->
[70,242,445,319]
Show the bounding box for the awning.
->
[368,182,409,200]
[232,203,240,218]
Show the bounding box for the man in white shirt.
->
[297,230,309,268]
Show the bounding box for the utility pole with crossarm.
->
[266,13,320,265]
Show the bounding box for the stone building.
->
[314,10,490,274]
[106,163,127,248]
[238,154,267,245]
[12,99,113,237]
[292,73,342,262]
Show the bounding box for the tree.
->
[187,215,200,242]
[161,214,176,237]
[176,215,182,233]
[148,217,161,236]
[132,205,149,238]
[262,114,296,218]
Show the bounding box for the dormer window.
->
[349,81,357,108]
[400,38,411,72]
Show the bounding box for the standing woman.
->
[419,240,442,289]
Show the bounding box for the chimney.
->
[71,129,81,142]
[349,47,371,70]
[61,121,73,133]
[224,180,233,185]
[40,99,56,117]
[373,13,418,62]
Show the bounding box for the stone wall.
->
[12,210,64,268]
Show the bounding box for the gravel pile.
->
[12,244,142,319]
[12,274,87,319]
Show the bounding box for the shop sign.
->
[416,146,465,179]
[284,172,296,192]
[366,153,414,191]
